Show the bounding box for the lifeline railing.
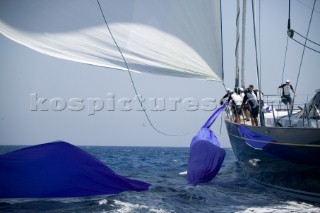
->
[225,93,316,127]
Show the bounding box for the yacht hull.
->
[225,119,320,201]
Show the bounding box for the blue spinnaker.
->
[191,103,227,147]
[187,104,226,185]
[237,126,320,165]
[238,125,273,149]
[0,141,150,198]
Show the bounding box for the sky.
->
[1,0,320,147]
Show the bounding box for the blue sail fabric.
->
[0,141,150,198]
[237,126,320,165]
[187,103,226,185]
[238,125,274,149]
[187,140,226,185]
[191,103,227,147]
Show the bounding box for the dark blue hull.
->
[225,120,320,201]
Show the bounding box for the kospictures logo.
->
[30,93,217,116]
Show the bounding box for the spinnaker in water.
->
[0,141,150,198]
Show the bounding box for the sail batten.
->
[0,0,223,80]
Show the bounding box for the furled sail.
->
[0,0,223,80]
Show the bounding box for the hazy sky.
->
[1,0,319,147]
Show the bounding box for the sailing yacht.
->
[224,0,320,201]
[225,94,320,201]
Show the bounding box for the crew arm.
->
[227,95,232,103]
[290,85,295,93]
[222,93,229,99]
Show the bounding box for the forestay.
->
[0,0,223,80]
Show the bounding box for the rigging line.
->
[216,0,228,133]
[96,0,195,136]
[281,36,289,84]
[294,0,317,93]
[235,0,240,88]
[292,30,320,47]
[220,0,226,88]
[221,81,228,91]
[258,0,262,96]
[290,37,320,54]
[251,0,264,126]
[295,0,320,15]
[287,0,292,39]
[280,0,290,107]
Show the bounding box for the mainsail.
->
[0,0,223,80]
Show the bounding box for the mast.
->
[240,0,247,89]
[220,0,225,83]
[235,0,240,88]
[251,0,265,126]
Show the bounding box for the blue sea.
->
[0,146,319,213]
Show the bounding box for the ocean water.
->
[0,146,319,213]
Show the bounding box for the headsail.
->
[0,0,223,80]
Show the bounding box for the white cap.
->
[229,90,234,93]
[240,88,244,91]
[227,88,230,91]
[286,79,290,83]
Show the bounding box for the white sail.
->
[0,0,223,80]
